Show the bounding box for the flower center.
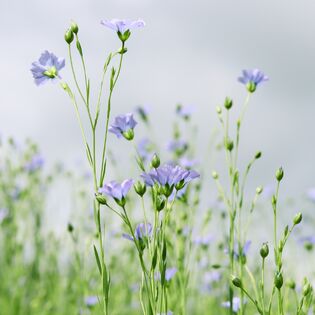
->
[43,66,58,78]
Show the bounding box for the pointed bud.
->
[293,212,302,225]
[276,167,284,181]
[287,279,296,290]
[151,154,160,168]
[256,186,263,195]
[224,97,233,110]
[212,171,219,180]
[65,29,74,44]
[134,181,146,197]
[70,22,79,34]
[303,281,312,296]
[225,139,234,151]
[274,272,283,289]
[216,106,222,115]
[67,222,74,233]
[255,151,262,159]
[260,243,269,258]
[155,195,166,211]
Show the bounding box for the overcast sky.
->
[1,0,315,198]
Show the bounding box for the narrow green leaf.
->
[93,245,102,275]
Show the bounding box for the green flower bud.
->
[256,186,263,195]
[231,276,242,288]
[276,167,284,181]
[70,22,79,34]
[287,279,296,290]
[260,243,269,258]
[293,212,302,225]
[212,171,219,180]
[274,272,283,289]
[155,195,166,211]
[216,106,222,114]
[225,139,234,151]
[255,151,262,159]
[303,282,312,296]
[95,193,107,205]
[304,242,313,251]
[246,81,257,93]
[134,181,146,197]
[122,129,134,141]
[65,29,74,44]
[224,97,233,110]
[67,222,74,233]
[151,154,160,168]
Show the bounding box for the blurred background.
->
[1,0,315,197]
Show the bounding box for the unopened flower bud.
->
[256,186,263,194]
[70,22,79,34]
[274,272,283,289]
[225,139,234,151]
[224,97,233,110]
[303,281,312,296]
[276,167,284,181]
[67,222,74,233]
[212,171,219,180]
[155,195,166,211]
[151,154,160,168]
[255,151,262,159]
[134,181,146,197]
[231,276,242,288]
[216,106,222,115]
[287,279,296,290]
[95,193,107,205]
[293,212,302,225]
[65,29,74,44]
[260,243,269,258]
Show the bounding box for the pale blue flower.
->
[238,69,268,92]
[109,113,137,140]
[31,51,65,86]
[101,19,145,34]
[85,296,98,307]
[222,297,241,313]
[99,179,133,201]
[24,154,44,172]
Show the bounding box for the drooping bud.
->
[224,97,233,110]
[260,243,269,258]
[275,167,284,182]
[134,181,146,197]
[95,193,107,205]
[151,154,160,168]
[274,272,283,289]
[65,29,74,44]
[231,276,242,288]
[70,22,79,34]
[293,212,302,225]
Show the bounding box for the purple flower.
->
[176,104,195,119]
[158,311,173,315]
[24,154,44,172]
[155,267,177,282]
[109,113,137,140]
[179,157,198,169]
[99,179,133,204]
[222,297,241,313]
[85,296,98,307]
[141,163,199,194]
[167,139,188,154]
[194,233,214,246]
[135,105,150,123]
[123,223,152,250]
[31,51,65,86]
[299,236,315,250]
[238,69,268,92]
[101,19,145,40]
